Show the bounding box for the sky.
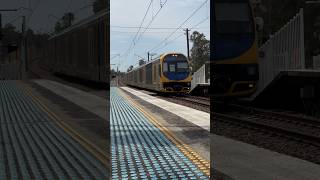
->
[0,0,93,34]
[111,0,210,72]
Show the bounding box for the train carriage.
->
[46,10,109,83]
[124,52,192,93]
[212,0,259,97]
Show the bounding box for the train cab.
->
[212,0,259,97]
[160,53,192,92]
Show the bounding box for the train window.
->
[163,62,168,72]
[177,62,189,72]
[169,64,176,72]
[215,2,253,34]
[158,64,161,76]
[153,65,156,82]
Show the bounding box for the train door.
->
[146,64,152,88]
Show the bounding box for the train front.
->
[160,53,192,93]
[212,0,259,97]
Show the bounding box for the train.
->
[43,10,109,83]
[124,52,192,93]
[212,0,259,97]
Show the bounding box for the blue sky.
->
[111,0,210,72]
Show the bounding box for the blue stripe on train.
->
[163,72,189,81]
[214,36,254,60]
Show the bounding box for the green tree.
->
[190,31,210,72]
[127,65,133,72]
[54,22,63,33]
[139,59,146,66]
[253,0,320,67]
[1,23,21,45]
[54,12,75,33]
[93,0,108,14]
[62,12,75,28]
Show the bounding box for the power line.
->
[119,0,154,66]
[26,0,41,28]
[5,15,22,27]
[151,16,209,53]
[148,0,209,53]
[111,25,209,30]
[111,30,184,34]
[120,0,168,64]
[152,33,184,52]
[121,0,168,57]
[135,0,168,42]
[132,0,154,46]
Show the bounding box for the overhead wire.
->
[4,16,23,30]
[119,0,168,71]
[120,0,168,59]
[111,30,182,34]
[147,0,209,53]
[132,0,154,46]
[26,0,41,29]
[135,0,168,42]
[119,0,154,64]
[152,16,209,52]
[111,25,209,30]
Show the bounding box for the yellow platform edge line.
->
[118,88,210,177]
[21,83,109,168]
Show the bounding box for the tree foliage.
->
[1,23,21,45]
[127,65,134,72]
[93,0,108,14]
[54,12,75,33]
[253,0,320,67]
[189,31,210,72]
[139,59,146,66]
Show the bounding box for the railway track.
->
[213,102,320,164]
[126,86,210,112]
[215,112,320,147]
[172,95,210,107]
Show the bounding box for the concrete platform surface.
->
[33,79,107,119]
[121,87,210,162]
[0,80,108,179]
[111,87,209,179]
[121,87,210,131]
[212,134,320,180]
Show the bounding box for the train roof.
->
[49,10,108,40]
[126,52,186,73]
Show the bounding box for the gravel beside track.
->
[212,102,320,164]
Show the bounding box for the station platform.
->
[121,86,210,131]
[243,69,320,111]
[111,87,210,179]
[0,80,108,179]
[212,134,320,180]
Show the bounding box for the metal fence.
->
[191,63,210,91]
[256,8,305,96]
[312,54,320,69]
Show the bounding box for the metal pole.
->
[21,16,26,79]
[0,13,2,64]
[0,13,2,41]
[300,8,305,69]
[185,28,190,60]
[117,66,119,87]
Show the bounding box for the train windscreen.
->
[215,2,253,34]
[163,54,189,73]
